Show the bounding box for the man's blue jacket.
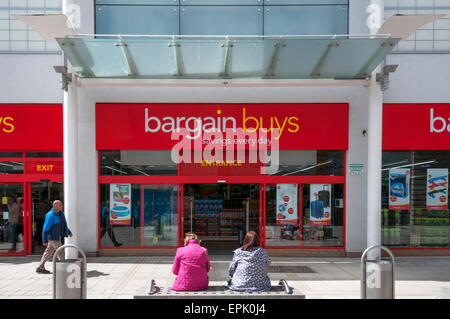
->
[42,208,71,244]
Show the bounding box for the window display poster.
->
[310,184,332,225]
[389,168,410,210]
[276,184,298,226]
[426,168,448,210]
[110,184,131,225]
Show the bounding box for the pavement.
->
[0,255,449,299]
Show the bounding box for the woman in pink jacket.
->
[171,232,210,291]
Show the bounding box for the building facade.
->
[0,0,449,257]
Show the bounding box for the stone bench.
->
[134,279,305,299]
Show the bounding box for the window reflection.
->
[99,184,141,248]
[268,150,344,176]
[265,183,344,248]
[99,184,179,248]
[143,185,178,247]
[382,151,450,247]
[0,162,23,174]
[99,150,178,176]
[0,184,25,253]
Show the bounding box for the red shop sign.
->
[25,160,63,174]
[0,104,63,151]
[179,160,263,176]
[96,103,349,150]
[383,104,450,150]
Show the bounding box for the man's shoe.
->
[36,267,51,274]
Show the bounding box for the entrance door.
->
[183,184,260,253]
[0,184,26,256]
[30,182,64,255]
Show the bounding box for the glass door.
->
[182,183,261,253]
[0,184,26,255]
[30,182,64,255]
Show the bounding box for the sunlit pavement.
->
[0,256,449,299]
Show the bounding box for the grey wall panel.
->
[0,54,63,103]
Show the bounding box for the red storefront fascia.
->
[0,104,63,256]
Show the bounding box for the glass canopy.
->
[55,35,400,80]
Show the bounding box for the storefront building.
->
[1,1,449,257]
[96,103,348,255]
[1,102,449,256]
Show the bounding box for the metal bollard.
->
[361,245,395,299]
[53,244,87,299]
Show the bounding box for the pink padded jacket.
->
[171,239,210,291]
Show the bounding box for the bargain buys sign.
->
[95,104,349,150]
[383,104,450,150]
[0,104,63,151]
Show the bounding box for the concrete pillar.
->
[366,0,384,259]
[63,0,79,259]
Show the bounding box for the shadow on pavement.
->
[87,270,110,278]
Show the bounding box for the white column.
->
[63,0,79,259]
[366,0,384,259]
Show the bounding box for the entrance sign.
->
[389,169,410,210]
[426,168,448,210]
[110,184,131,225]
[276,184,298,226]
[310,184,332,225]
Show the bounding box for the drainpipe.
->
[62,0,79,259]
[366,0,384,260]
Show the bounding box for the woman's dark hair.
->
[241,231,259,251]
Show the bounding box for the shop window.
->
[265,184,301,247]
[0,184,25,253]
[265,183,344,248]
[143,185,178,247]
[0,152,22,158]
[301,184,344,247]
[99,150,178,176]
[0,161,23,174]
[99,183,179,248]
[99,184,142,248]
[26,152,63,158]
[267,150,344,176]
[382,151,450,248]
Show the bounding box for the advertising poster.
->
[426,168,448,210]
[389,168,410,210]
[110,184,131,225]
[310,184,332,225]
[276,184,298,226]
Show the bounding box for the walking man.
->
[36,200,72,274]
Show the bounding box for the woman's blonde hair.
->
[184,232,201,246]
